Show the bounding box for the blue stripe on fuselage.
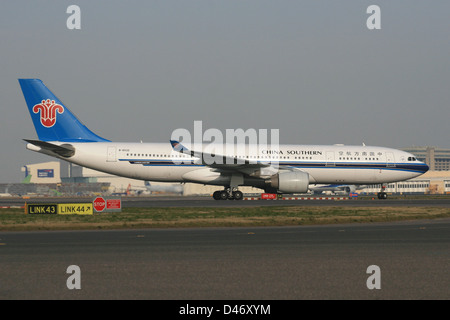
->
[120,159,428,173]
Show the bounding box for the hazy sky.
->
[1,1,449,182]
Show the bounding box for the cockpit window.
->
[407,157,417,161]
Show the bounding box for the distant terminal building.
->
[22,161,61,184]
[402,146,450,171]
[6,160,261,196]
[0,161,109,196]
[362,170,450,195]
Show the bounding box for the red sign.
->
[93,197,106,212]
[261,193,277,200]
[107,199,121,209]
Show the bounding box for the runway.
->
[2,195,450,208]
[1,218,449,300]
[123,196,450,208]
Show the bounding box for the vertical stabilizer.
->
[19,79,109,142]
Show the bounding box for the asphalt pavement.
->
[1,218,449,300]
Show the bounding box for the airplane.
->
[131,181,184,195]
[308,184,372,195]
[0,193,12,197]
[18,79,429,201]
[144,181,183,195]
[309,184,360,195]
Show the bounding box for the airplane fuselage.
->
[27,141,428,187]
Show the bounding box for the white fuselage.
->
[27,142,428,188]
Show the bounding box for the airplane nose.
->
[422,163,429,173]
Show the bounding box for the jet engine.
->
[269,171,309,193]
[343,185,356,194]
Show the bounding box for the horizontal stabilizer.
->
[24,139,75,157]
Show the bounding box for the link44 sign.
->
[59,203,93,215]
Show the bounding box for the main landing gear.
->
[213,188,243,200]
[377,183,388,199]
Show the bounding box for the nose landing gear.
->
[377,183,388,199]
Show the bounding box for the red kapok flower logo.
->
[32,99,64,128]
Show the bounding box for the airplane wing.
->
[170,140,272,175]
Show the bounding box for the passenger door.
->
[386,152,395,168]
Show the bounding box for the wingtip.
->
[170,140,189,152]
[170,140,179,148]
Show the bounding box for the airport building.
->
[9,160,262,196]
[22,161,61,184]
[361,170,450,195]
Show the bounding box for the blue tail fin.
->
[19,79,109,142]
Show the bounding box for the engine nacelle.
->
[344,185,356,194]
[270,171,309,193]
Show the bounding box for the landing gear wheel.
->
[232,190,243,200]
[213,191,222,200]
[219,190,229,200]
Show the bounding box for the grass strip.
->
[0,206,449,231]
